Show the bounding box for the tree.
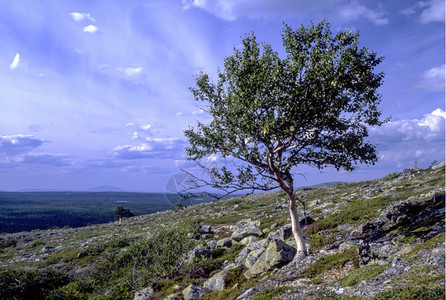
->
[114,206,134,225]
[183,21,386,257]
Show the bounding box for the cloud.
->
[9,53,20,70]
[15,153,73,166]
[418,64,445,91]
[70,12,95,22]
[83,25,98,33]
[124,67,142,77]
[139,124,152,131]
[113,137,186,159]
[371,109,445,168]
[0,135,45,155]
[402,0,445,24]
[338,1,389,25]
[182,0,334,21]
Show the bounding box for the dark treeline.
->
[0,192,186,233]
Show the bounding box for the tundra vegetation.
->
[0,164,444,299]
[182,20,387,257]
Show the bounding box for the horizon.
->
[0,1,444,192]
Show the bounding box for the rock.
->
[134,287,154,300]
[164,294,182,300]
[41,246,55,252]
[244,248,265,268]
[187,246,212,262]
[244,239,296,278]
[299,216,314,228]
[182,284,205,300]
[358,240,376,265]
[203,270,227,291]
[237,287,257,299]
[216,237,233,248]
[274,204,287,210]
[198,225,212,234]
[239,236,258,245]
[231,226,263,242]
[268,224,292,240]
[431,161,445,170]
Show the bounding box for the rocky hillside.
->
[0,163,444,299]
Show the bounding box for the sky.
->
[0,0,444,192]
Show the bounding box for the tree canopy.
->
[184,21,385,195]
[183,20,387,255]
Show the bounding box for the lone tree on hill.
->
[114,206,134,225]
[183,21,387,257]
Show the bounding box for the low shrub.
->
[0,268,71,300]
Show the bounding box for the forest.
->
[0,191,207,233]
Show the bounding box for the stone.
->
[203,270,227,291]
[244,248,265,268]
[239,236,258,245]
[182,284,205,300]
[164,294,182,300]
[268,224,292,240]
[41,246,55,252]
[244,239,296,278]
[216,237,233,248]
[231,226,263,242]
[134,287,154,300]
[198,225,212,234]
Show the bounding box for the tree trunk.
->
[287,193,307,256]
[119,217,122,226]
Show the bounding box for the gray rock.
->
[244,239,296,278]
[216,237,233,248]
[203,270,227,291]
[134,287,154,300]
[41,246,55,252]
[183,284,205,300]
[198,225,212,234]
[231,226,263,242]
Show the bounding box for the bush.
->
[374,286,445,299]
[0,268,71,300]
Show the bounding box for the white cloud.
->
[124,67,142,77]
[139,124,152,131]
[418,64,445,91]
[70,12,95,22]
[83,25,98,33]
[9,53,20,70]
[176,112,183,116]
[183,0,338,21]
[338,1,388,25]
[402,0,445,24]
[0,135,45,155]
[371,109,445,168]
[113,137,186,159]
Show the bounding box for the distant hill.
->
[87,185,127,192]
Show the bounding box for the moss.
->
[252,286,292,300]
[305,247,359,278]
[394,265,445,286]
[373,286,445,300]
[404,232,445,262]
[339,264,388,287]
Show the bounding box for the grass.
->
[373,286,445,300]
[339,263,388,287]
[305,247,359,279]
[403,232,445,262]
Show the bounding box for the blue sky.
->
[0,0,444,192]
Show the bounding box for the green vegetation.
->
[374,286,445,300]
[0,268,71,300]
[339,264,388,287]
[252,286,292,300]
[305,247,359,278]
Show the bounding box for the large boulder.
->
[203,270,227,291]
[244,239,296,278]
[231,225,263,242]
[183,284,206,300]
